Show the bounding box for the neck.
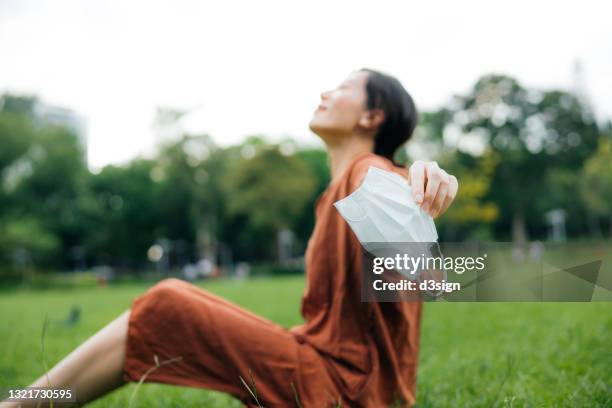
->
[326,134,374,184]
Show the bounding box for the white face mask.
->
[333,166,446,294]
[333,165,438,245]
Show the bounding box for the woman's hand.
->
[408,160,458,219]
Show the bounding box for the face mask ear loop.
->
[417,241,447,299]
[433,241,447,289]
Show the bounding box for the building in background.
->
[33,100,88,157]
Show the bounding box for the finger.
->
[437,175,458,217]
[422,162,441,213]
[430,173,450,218]
[409,160,426,205]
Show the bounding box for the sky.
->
[1,0,611,171]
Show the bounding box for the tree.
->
[412,110,500,240]
[581,136,612,236]
[0,95,89,274]
[437,74,599,242]
[154,133,227,266]
[435,151,500,240]
[292,148,330,250]
[84,159,162,269]
[222,144,316,261]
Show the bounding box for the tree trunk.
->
[512,211,528,245]
[587,214,602,239]
[197,220,217,265]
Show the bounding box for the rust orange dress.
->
[123,151,423,407]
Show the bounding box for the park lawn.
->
[0,276,610,407]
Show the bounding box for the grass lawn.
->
[1,276,611,407]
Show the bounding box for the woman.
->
[3,68,458,407]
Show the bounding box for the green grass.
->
[1,276,611,407]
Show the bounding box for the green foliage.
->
[0,97,89,274]
[0,218,59,260]
[0,112,34,173]
[418,74,602,241]
[581,136,612,216]
[292,148,331,248]
[1,76,610,278]
[223,146,316,260]
[84,159,162,267]
[0,94,38,116]
[225,147,315,230]
[433,151,500,240]
[0,105,321,276]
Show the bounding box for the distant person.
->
[4,68,458,407]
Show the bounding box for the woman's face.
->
[309,70,370,138]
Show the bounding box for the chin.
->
[310,126,339,146]
[309,116,345,141]
[308,119,323,135]
[309,125,328,139]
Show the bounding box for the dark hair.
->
[359,68,418,165]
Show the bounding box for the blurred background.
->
[1,1,611,406]
[1,0,610,285]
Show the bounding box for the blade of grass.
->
[127,354,182,408]
[38,315,53,408]
[239,375,263,407]
[290,382,303,408]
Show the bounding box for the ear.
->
[358,108,385,131]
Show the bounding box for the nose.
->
[320,89,331,100]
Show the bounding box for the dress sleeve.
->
[347,155,395,193]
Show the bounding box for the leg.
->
[122,278,339,407]
[1,310,130,407]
